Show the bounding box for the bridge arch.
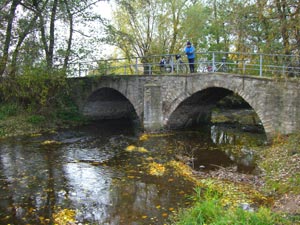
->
[165,82,268,135]
[82,87,139,122]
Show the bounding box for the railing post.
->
[212,52,216,72]
[259,54,263,77]
[104,60,108,75]
[149,63,152,75]
[78,63,81,77]
[135,58,138,75]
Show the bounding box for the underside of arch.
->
[82,87,139,121]
[167,87,264,134]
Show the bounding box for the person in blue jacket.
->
[184,41,195,73]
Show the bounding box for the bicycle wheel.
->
[197,64,208,73]
[178,62,188,74]
[160,65,172,73]
[220,64,228,72]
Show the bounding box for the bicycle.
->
[196,58,213,72]
[213,56,228,72]
[159,54,188,74]
[286,62,300,77]
[196,56,228,73]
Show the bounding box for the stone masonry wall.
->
[68,74,300,139]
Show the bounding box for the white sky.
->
[96,0,113,20]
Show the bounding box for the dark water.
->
[0,117,266,225]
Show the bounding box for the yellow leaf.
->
[41,140,61,145]
[139,134,149,141]
[137,147,148,153]
[125,145,136,152]
[148,162,165,176]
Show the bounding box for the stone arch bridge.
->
[68,73,300,139]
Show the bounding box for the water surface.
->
[0,115,266,224]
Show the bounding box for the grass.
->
[0,102,87,137]
[172,187,293,225]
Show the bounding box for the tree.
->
[0,0,108,77]
[0,0,20,76]
[181,2,211,51]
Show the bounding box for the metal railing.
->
[65,52,300,78]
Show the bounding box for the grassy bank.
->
[171,133,300,225]
[172,187,292,225]
[0,102,86,137]
[0,67,90,137]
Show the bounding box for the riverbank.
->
[258,134,300,215]
[171,133,300,224]
[0,104,87,138]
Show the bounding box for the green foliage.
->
[0,103,21,120]
[26,115,46,125]
[55,96,84,122]
[172,187,292,225]
[0,64,86,136]
[1,65,68,113]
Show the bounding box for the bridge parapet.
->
[65,51,300,79]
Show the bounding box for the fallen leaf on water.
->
[52,208,76,225]
[125,145,136,152]
[137,147,148,153]
[149,162,165,176]
[41,140,61,145]
[139,134,149,141]
[162,213,168,217]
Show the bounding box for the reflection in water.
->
[0,117,267,225]
[211,124,266,145]
[63,163,113,223]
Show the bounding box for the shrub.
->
[0,103,21,119]
[26,115,46,125]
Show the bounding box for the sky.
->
[96,0,113,20]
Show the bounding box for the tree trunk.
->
[63,0,74,72]
[48,0,59,68]
[275,0,290,55]
[0,0,20,77]
[11,14,40,76]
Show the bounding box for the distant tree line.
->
[1,0,299,77]
[104,0,300,59]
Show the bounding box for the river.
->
[0,110,267,225]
